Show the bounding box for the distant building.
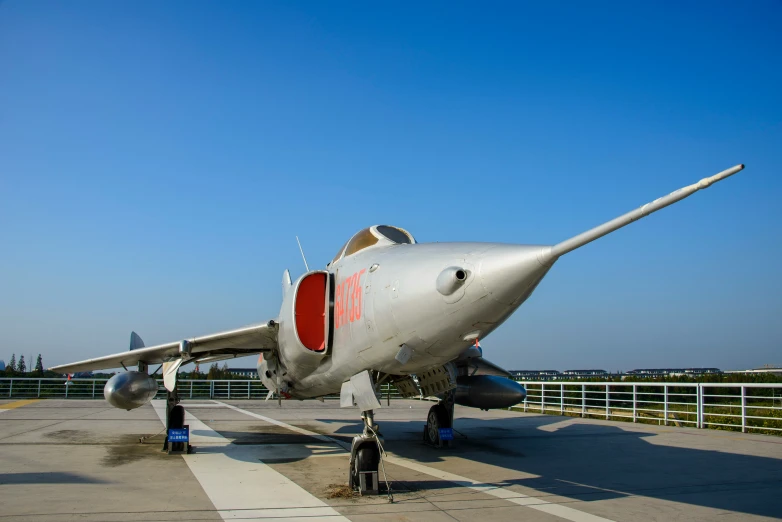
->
[229,368,259,379]
[724,365,782,376]
[509,370,560,381]
[0,360,5,371]
[506,367,733,382]
[562,369,608,377]
[625,368,721,377]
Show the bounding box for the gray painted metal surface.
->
[103,372,158,410]
[48,165,747,413]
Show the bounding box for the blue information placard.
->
[168,427,189,442]
[439,428,454,441]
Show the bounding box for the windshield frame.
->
[330,225,416,264]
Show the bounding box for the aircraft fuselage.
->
[267,241,555,398]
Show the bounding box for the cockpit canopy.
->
[331,225,416,264]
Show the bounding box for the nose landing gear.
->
[349,409,381,495]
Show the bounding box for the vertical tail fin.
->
[129,331,145,351]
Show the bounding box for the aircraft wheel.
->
[168,405,185,429]
[355,445,378,472]
[426,404,448,445]
[352,444,379,489]
[167,405,186,452]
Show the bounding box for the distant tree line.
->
[2,354,56,377]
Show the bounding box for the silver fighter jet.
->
[51,164,745,490]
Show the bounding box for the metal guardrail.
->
[2,378,780,436]
[517,381,782,435]
[0,378,405,401]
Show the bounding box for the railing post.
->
[8,379,12,398]
[633,384,637,423]
[92,380,96,399]
[190,380,194,399]
[741,385,747,433]
[581,384,586,417]
[65,379,68,399]
[210,380,214,399]
[696,384,702,429]
[560,383,564,414]
[248,381,251,399]
[541,383,545,414]
[37,379,41,398]
[228,381,231,399]
[605,384,610,420]
[664,385,668,426]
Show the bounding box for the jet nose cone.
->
[478,245,555,306]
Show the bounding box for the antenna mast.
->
[295,236,310,271]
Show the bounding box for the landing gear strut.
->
[423,389,455,447]
[349,409,380,495]
[163,388,192,454]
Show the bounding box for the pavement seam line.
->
[151,400,351,522]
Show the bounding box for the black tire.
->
[167,405,186,452]
[426,404,449,445]
[352,444,379,490]
[355,445,378,472]
[168,405,185,429]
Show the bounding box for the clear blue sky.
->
[1,1,780,372]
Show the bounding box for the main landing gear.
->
[349,409,381,495]
[423,389,455,448]
[162,388,193,455]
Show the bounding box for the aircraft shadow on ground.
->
[0,472,110,485]
[386,416,782,519]
[304,414,782,518]
[190,411,782,518]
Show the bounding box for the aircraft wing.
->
[49,323,277,374]
[466,356,512,378]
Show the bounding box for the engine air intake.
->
[294,272,328,351]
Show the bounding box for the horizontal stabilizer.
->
[550,164,745,259]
